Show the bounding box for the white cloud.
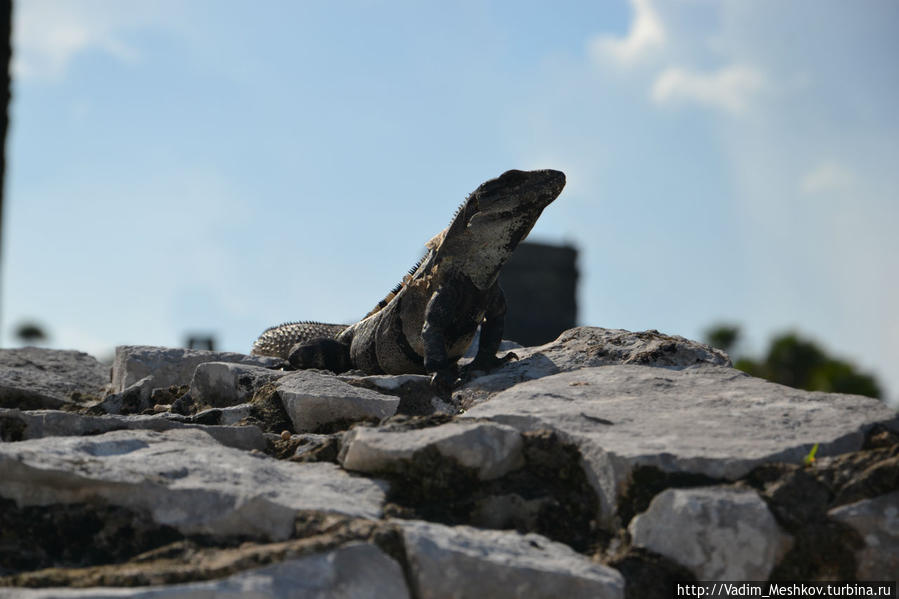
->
[12,0,175,80]
[651,64,766,115]
[589,0,665,66]
[799,162,855,195]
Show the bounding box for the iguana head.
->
[434,169,566,289]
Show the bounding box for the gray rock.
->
[828,490,899,580]
[428,396,458,415]
[466,364,899,523]
[469,493,547,530]
[189,404,255,425]
[0,407,265,451]
[290,432,342,462]
[0,428,388,541]
[341,373,430,393]
[0,347,109,410]
[628,486,792,581]
[91,375,155,415]
[340,421,524,480]
[191,362,292,408]
[399,519,624,599]
[340,373,451,416]
[111,345,284,393]
[456,327,730,406]
[277,370,399,432]
[0,542,410,599]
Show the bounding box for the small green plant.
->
[802,443,819,466]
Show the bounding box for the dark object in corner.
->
[0,0,11,337]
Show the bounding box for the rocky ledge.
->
[0,327,896,598]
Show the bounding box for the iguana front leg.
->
[461,283,517,380]
[421,284,462,392]
[422,282,515,391]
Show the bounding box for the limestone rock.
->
[399,519,624,599]
[340,373,455,416]
[340,420,524,480]
[340,373,429,392]
[0,428,387,541]
[0,347,109,410]
[3,329,896,596]
[90,376,155,415]
[455,327,730,406]
[628,486,792,581]
[466,364,899,522]
[186,404,255,426]
[0,542,410,599]
[111,345,284,393]
[191,362,292,408]
[0,407,265,451]
[277,370,399,432]
[289,432,342,463]
[828,490,899,580]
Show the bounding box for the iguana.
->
[251,168,566,389]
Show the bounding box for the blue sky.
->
[5,0,898,405]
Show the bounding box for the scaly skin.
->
[251,321,349,368]
[252,168,566,389]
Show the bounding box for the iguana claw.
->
[429,369,459,396]
[459,351,518,383]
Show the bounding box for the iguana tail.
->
[251,321,348,359]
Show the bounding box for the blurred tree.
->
[14,321,48,344]
[704,325,882,399]
[703,324,740,356]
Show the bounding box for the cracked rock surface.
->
[0,348,108,410]
[0,407,266,451]
[0,542,409,599]
[465,364,897,523]
[0,428,388,540]
[828,490,899,580]
[628,486,793,581]
[1,327,896,596]
[399,520,624,599]
[340,420,524,480]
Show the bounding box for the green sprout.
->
[803,443,819,466]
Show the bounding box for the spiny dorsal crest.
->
[364,257,426,318]
[365,195,471,319]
